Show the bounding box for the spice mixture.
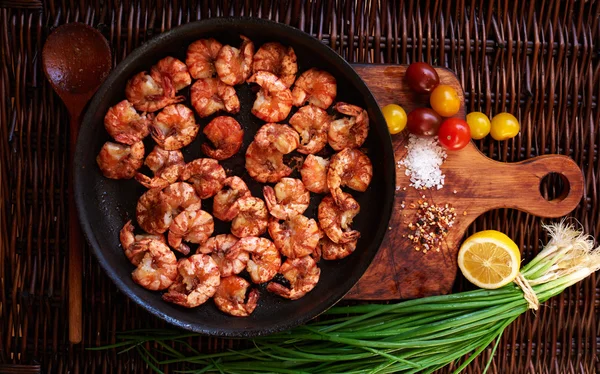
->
[405,200,456,253]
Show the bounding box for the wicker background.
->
[1,0,598,373]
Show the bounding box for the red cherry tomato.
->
[438,118,471,150]
[406,108,443,136]
[405,62,440,94]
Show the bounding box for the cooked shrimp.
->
[120,220,166,264]
[201,116,244,160]
[212,176,251,222]
[291,68,336,109]
[198,234,246,277]
[267,256,320,300]
[125,69,185,112]
[328,102,369,150]
[161,182,202,213]
[252,42,298,87]
[186,38,223,79]
[231,196,269,238]
[97,141,144,179]
[129,238,178,291]
[229,237,280,284]
[213,275,259,317]
[254,123,299,154]
[300,154,329,194]
[168,210,214,255]
[245,141,291,183]
[181,158,226,199]
[104,100,152,145]
[162,254,220,308]
[154,56,192,91]
[190,78,240,118]
[151,104,199,150]
[318,194,360,244]
[135,146,185,189]
[289,104,330,154]
[263,178,310,220]
[136,188,174,234]
[247,71,293,123]
[319,236,358,260]
[215,35,254,86]
[268,215,321,258]
[328,148,373,207]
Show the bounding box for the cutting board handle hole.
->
[539,172,569,202]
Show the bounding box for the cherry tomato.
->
[382,104,407,134]
[430,85,461,117]
[405,62,440,94]
[490,112,520,140]
[406,108,443,136]
[438,118,471,150]
[466,112,491,140]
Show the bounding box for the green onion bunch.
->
[93,221,599,374]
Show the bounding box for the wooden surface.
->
[345,65,585,300]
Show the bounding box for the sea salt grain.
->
[399,134,447,189]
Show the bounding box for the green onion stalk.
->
[91,221,600,373]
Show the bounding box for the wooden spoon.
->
[42,23,111,344]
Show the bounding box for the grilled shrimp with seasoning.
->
[201,116,244,160]
[151,104,199,150]
[97,141,144,179]
[247,71,293,123]
[136,189,173,235]
[154,56,192,91]
[228,237,281,284]
[190,78,240,118]
[289,104,330,154]
[291,68,337,109]
[231,196,269,238]
[104,100,153,145]
[318,193,361,244]
[263,178,310,220]
[186,38,223,79]
[181,158,226,199]
[254,123,299,154]
[212,176,251,222]
[198,234,246,277]
[128,238,178,291]
[327,148,373,208]
[161,182,202,213]
[135,146,185,189]
[318,236,358,260]
[168,210,214,255]
[300,154,330,194]
[269,215,322,258]
[125,69,184,112]
[245,141,292,183]
[162,254,220,308]
[213,275,259,317]
[328,102,369,150]
[120,220,166,264]
[252,42,298,87]
[215,35,254,85]
[267,256,320,300]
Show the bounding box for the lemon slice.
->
[457,230,521,289]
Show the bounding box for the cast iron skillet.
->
[74,17,395,337]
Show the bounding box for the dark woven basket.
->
[0,1,598,373]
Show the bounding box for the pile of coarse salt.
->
[398,134,447,189]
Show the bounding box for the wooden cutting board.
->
[345,64,584,300]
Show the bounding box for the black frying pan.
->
[74,17,395,337]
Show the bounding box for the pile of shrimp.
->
[96,35,374,318]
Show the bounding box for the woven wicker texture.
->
[0,0,598,373]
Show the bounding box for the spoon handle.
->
[69,115,83,344]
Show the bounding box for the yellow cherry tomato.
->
[490,112,520,140]
[430,85,460,117]
[382,104,407,134]
[466,112,491,140]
